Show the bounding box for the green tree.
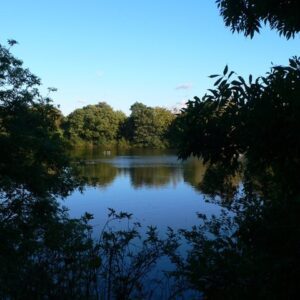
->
[125,102,175,148]
[65,102,126,145]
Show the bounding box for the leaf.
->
[238,76,246,85]
[209,74,220,78]
[223,65,228,76]
[249,75,252,84]
[214,77,223,86]
[231,80,242,86]
[262,77,269,85]
[48,87,58,93]
[289,58,297,68]
[228,71,235,78]
[8,39,18,46]
[208,89,219,97]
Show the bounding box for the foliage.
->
[0,193,171,299]
[62,101,175,149]
[96,208,168,300]
[168,3,300,297]
[167,182,300,299]
[123,102,175,149]
[0,192,97,300]
[0,42,77,197]
[64,102,126,146]
[168,58,300,295]
[0,40,96,298]
[174,58,300,200]
[216,0,300,39]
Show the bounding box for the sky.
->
[1,0,299,115]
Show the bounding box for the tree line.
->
[62,101,176,149]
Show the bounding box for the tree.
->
[166,3,300,298]
[174,57,300,199]
[0,41,76,197]
[216,0,300,39]
[65,102,126,145]
[169,59,300,298]
[0,41,95,298]
[125,102,175,148]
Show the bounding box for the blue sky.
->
[1,0,299,115]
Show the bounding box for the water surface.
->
[64,148,222,233]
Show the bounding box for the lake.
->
[63,148,222,235]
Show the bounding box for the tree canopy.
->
[123,102,175,148]
[64,101,175,149]
[65,102,126,145]
[216,0,300,38]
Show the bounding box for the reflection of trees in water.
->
[127,166,182,189]
[70,146,176,161]
[73,147,185,189]
[77,156,242,194]
[182,158,206,191]
[69,146,119,161]
[78,161,183,189]
[183,158,241,200]
[78,162,117,187]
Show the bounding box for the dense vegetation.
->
[0,40,76,197]
[167,1,300,298]
[169,58,300,299]
[64,102,126,146]
[63,101,175,149]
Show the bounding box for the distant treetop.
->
[216,0,300,39]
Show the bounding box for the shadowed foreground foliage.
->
[216,0,300,39]
[172,57,300,201]
[167,2,300,293]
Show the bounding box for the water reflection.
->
[79,162,117,187]
[129,165,181,189]
[182,159,206,190]
[73,148,207,192]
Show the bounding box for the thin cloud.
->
[77,100,87,104]
[170,99,188,113]
[96,70,104,77]
[175,83,193,90]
